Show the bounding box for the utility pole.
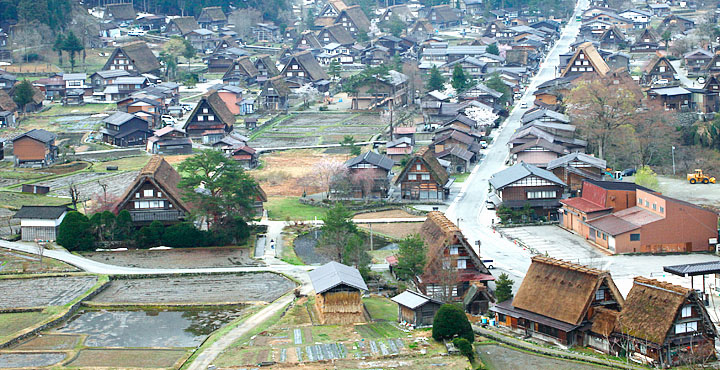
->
[672,145,676,175]
[369,223,374,251]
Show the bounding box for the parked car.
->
[655,79,669,86]
[161,115,177,126]
[485,199,495,209]
[127,29,147,36]
[480,140,488,149]
[519,102,528,109]
[621,168,637,177]
[482,259,495,269]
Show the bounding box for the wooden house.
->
[660,14,695,33]
[196,6,226,30]
[598,27,626,50]
[314,0,347,28]
[295,31,322,51]
[101,112,152,146]
[340,151,394,199]
[435,146,474,173]
[426,5,460,29]
[206,48,250,74]
[646,86,691,110]
[640,55,677,86]
[609,277,717,367]
[684,48,713,75]
[334,5,370,37]
[510,138,570,167]
[317,24,355,47]
[280,51,330,89]
[12,129,58,167]
[253,55,280,81]
[395,147,450,200]
[230,145,259,169]
[380,5,415,23]
[308,261,368,325]
[488,162,567,219]
[13,205,69,241]
[560,42,610,78]
[631,28,661,53]
[547,152,606,195]
[0,70,16,91]
[350,70,408,110]
[182,90,235,139]
[115,155,190,225]
[222,56,259,86]
[385,137,413,161]
[418,212,494,312]
[146,126,192,155]
[103,41,161,74]
[391,290,443,327]
[166,16,201,37]
[260,76,290,111]
[492,256,623,346]
[105,3,136,22]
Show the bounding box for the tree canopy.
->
[427,65,446,92]
[12,80,35,112]
[395,234,426,280]
[57,211,95,251]
[494,273,514,303]
[432,304,474,342]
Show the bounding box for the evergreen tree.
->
[451,64,469,92]
[53,34,64,65]
[57,211,95,251]
[494,273,514,303]
[432,304,474,342]
[12,80,34,113]
[427,65,445,92]
[114,210,134,241]
[328,59,341,80]
[62,31,84,72]
[395,234,426,280]
[487,43,499,55]
[486,73,511,105]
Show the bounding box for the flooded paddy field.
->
[90,273,296,304]
[82,246,261,268]
[478,344,610,370]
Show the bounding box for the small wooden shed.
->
[309,261,368,324]
[391,290,443,327]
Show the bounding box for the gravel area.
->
[0,276,98,309]
[90,273,296,304]
[82,247,260,269]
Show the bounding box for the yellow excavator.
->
[687,169,716,184]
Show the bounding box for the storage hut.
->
[309,261,368,324]
[391,290,443,327]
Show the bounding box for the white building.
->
[13,206,69,241]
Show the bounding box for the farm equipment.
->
[687,169,716,184]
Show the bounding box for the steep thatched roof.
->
[643,53,676,74]
[285,51,329,81]
[337,5,371,32]
[225,56,259,79]
[104,41,161,74]
[419,211,490,283]
[512,256,623,326]
[590,307,619,337]
[262,75,291,97]
[116,155,190,213]
[0,90,18,112]
[617,277,702,344]
[170,16,201,35]
[198,6,226,22]
[106,3,136,20]
[255,55,280,76]
[320,24,355,45]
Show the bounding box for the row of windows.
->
[136,189,162,198]
[134,200,167,209]
[196,115,215,121]
[408,173,431,180]
[675,321,698,334]
[441,258,467,269]
[637,197,665,213]
[527,191,556,199]
[594,229,608,240]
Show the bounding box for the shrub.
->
[494,273,514,303]
[163,222,204,248]
[432,304,474,343]
[57,211,95,251]
[452,337,474,361]
[136,220,164,248]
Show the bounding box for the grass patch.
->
[68,348,188,367]
[35,103,116,116]
[368,249,396,264]
[265,196,327,221]
[363,296,397,322]
[355,322,405,339]
[95,155,151,171]
[13,334,81,350]
[0,191,71,209]
[280,235,304,266]
[0,311,50,342]
[453,172,472,183]
[0,248,78,274]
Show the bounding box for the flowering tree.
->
[352,171,375,200]
[313,159,347,198]
[464,105,498,127]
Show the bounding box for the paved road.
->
[445,0,590,284]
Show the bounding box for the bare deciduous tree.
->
[313,159,347,198]
[228,9,263,39]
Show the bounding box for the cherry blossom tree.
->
[464,105,498,128]
[313,159,347,198]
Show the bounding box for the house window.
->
[421,174,430,180]
[527,191,556,199]
[638,198,642,205]
[450,246,459,255]
[442,260,450,269]
[660,206,664,213]
[675,321,698,333]
[596,230,601,237]
[298,71,305,77]
[198,115,204,121]
[603,233,607,240]
[416,164,421,170]
[659,66,666,72]
[408,174,417,180]
[144,189,154,197]
[682,305,692,318]
[457,259,467,269]
[652,203,657,210]
[208,115,214,121]
[203,108,208,113]
[645,200,649,207]
[135,192,140,198]
[595,289,604,300]
[630,233,640,241]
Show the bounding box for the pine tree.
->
[495,273,514,303]
[426,65,445,92]
[451,64,469,92]
[12,80,34,113]
[62,31,84,72]
[328,59,341,80]
[53,34,65,65]
[487,43,499,55]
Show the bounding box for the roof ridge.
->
[531,256,607,276]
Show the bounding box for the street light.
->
[672,146,676,175]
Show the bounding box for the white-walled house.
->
[12,205,69,241]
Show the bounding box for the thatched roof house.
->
[611,277,717,367]
[418,211,493,312]
[309,261,368,324]
[103,41,161,74]
[492,256,623,346]
[395,147,450,200]
[106,3,136,21]
[115,155,191,225]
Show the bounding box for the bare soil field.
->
[250,149,348,196]
[66,348,186,368]
[478,344,606,370]
[82,246,259,269]
[0,248,79,274]
[357,222,424,240]
[12,334,81,350]
[90,273,296,304]
[0,275,97,309]
[48,170,139,201]
[249,113,386,148]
